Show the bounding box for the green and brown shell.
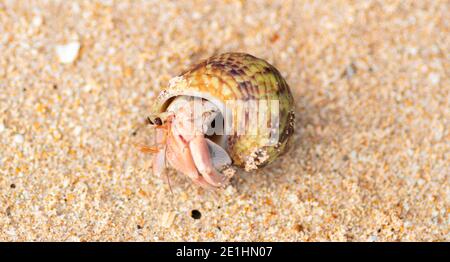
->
[152,52,295,171]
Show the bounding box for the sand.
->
[0,0,448,241]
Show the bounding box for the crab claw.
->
[165,126,213,189]
[161,96,234,189]
[189,135,229,187]
[165,132,231,188]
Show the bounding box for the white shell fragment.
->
[55,42,80,64]
[161,211,177,228]
[31,16,43,27]
[428,72,440,85]
[13,134,24,144]
[206,138,232,170]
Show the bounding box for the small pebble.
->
[287,193,298,203]
[225,185,235,196]
[13,134,24,144]
[73,126,82,136]
[31,16,43,27]
[83,84,93,93]
[349,150,357,160]
[55,42,80,64]
[344,63,357,78]
[368,235,378,242]
[428,73,440,85]
[0,122,5,132]
[293,224,304,232]
[433,126,443,141]
[406,46,418,55]
[417,178,426,186]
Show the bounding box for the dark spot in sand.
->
[294,224,304,232]
[342,63,357,79]
[191,209,202,220]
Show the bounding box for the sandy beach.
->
[0,0,448,241]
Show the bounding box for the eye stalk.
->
[132,113,169,137]
[147,116,162,126]
[146,112,173,126]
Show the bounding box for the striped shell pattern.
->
[152,53,295,171]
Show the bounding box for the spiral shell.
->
[152,53,295,171]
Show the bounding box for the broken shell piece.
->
[55,42,80,64]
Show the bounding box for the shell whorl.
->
[153,52,295,170]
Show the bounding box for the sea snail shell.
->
[152,52,295,171]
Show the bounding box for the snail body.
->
[148,53,295,188]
